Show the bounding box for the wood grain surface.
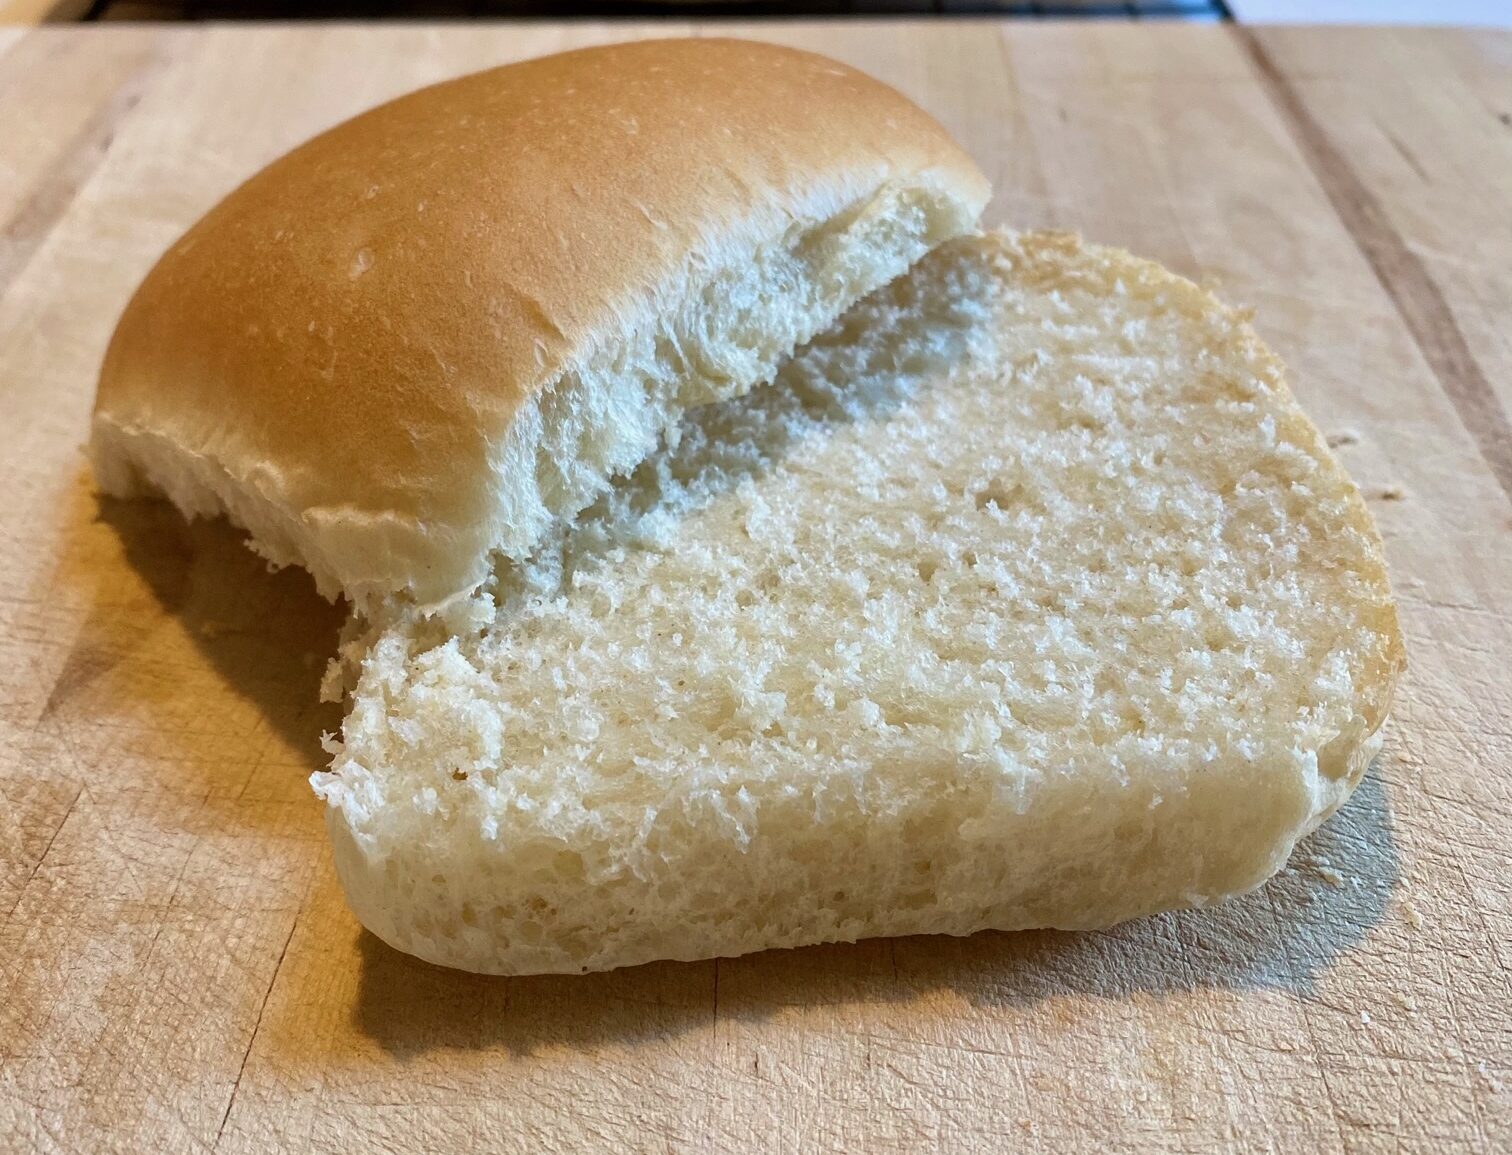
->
[1,21,1509,1154]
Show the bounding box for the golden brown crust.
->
[94,38,988,605]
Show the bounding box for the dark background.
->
[86,1,1232,24]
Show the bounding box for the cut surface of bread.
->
[91,38,987,612]
[313,231,1404,975]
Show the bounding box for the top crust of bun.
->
[92,38,989,609]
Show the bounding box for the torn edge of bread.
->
[314,232,1404,975]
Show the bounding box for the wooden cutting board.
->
[2,20,1509,1154]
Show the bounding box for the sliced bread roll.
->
[92,39,988,611]
[314,232,1405,975]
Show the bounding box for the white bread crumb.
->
[1402,900,1426,930]
[313,232,1402,974]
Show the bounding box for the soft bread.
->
[92,38,988,611]
[314,232,1405,975]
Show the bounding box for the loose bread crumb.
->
[314,231,1404,975]
[1402,900,1426,930]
